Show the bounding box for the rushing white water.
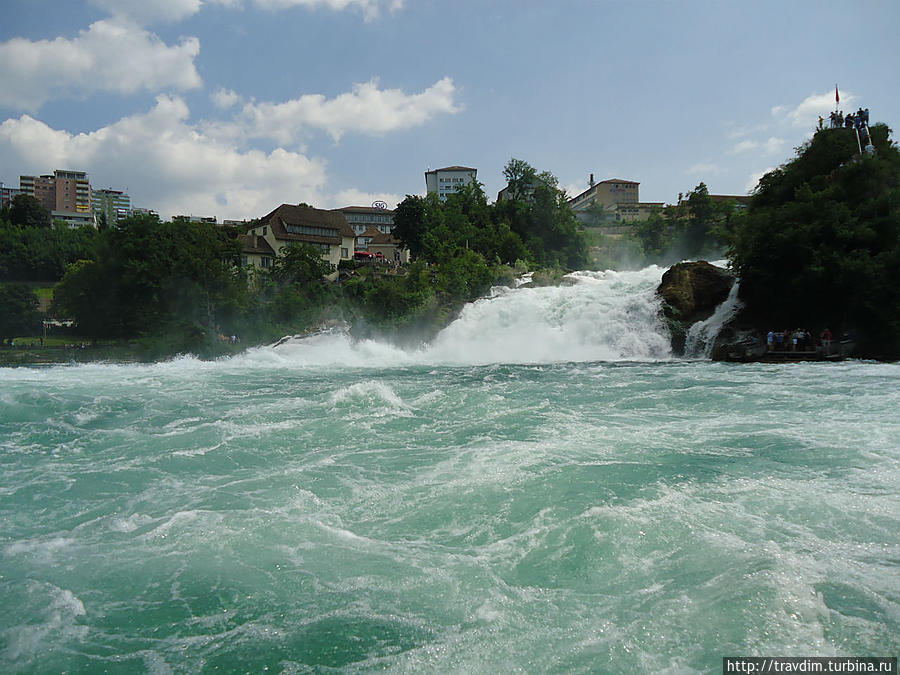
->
[684,279,744,359]
[2,264,897,673]
[263,266,672,368]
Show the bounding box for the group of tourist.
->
[766,328,831,352]
[820,108,870,131]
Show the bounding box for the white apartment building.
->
[424,166,477,202]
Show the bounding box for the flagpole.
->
[835,84,839,113]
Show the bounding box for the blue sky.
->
[2,0,898,220]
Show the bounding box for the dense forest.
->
[0,160,588,357]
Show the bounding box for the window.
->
[262,226,267,236]
[261,257,271,268]
[241,255,248,266]
[341,247,349,258]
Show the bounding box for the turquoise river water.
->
[1,267,898,673]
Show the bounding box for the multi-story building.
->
[92,188,132,226]
[0,182,23,208]
[425,166,477,201]
[51,211,97,228]
[174,215,217,224]
[130,207,159,219]
[568,176,662,223]
[243,203,356,278]
[334,206,395,236]
[20,170,92,214]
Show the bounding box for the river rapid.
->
[1,267,898,673]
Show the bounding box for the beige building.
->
[238,232,277,272]
[568,178,667,224]
[365,231,410,264]
[568,178,641,222]
[243,203,356,277]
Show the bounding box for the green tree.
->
[272,242,333,286]
[502,158,539,201]
[8,194,51,229]
[53,214,245,343]
[633,208,668,259]
[495,159,587,269]
[683,182,715,254]
[0,283,41,340]
[392,195,428,259]
[729,123,900,356]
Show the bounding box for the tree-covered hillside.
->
[729,123,900,357]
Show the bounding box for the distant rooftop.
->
[334,205,395,214]
[426,166,477,173]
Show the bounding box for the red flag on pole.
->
[835,84,839,105]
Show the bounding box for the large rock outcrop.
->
[657,261,734,354]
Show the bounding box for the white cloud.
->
[0,20,201,111]
[763,137,786,154]
[331,188,403,210]
[772,89,856,128]
[684,162,721,176]
[240,77,461,143]
[0,95,421,219]
[732,137,785,155]
[253,0,403,21]
[745,167,776,193]
[561,180,589,199]
[88,0,402,25]
[88,0,204,25]
[0,97,328,220]
[212,88,243,109]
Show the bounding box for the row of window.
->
[347,214,392,223]
[351,224,393,235]
[284,223,336,238]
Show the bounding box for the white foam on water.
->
[236,265,673,369]
[684,279,743,358]
[1,582,87,665]
[327,382,417,423]
[109,513,156,533]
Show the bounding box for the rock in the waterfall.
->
[657,261,734,354]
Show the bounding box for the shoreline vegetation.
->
[2,132,899,365]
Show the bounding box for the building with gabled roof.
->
[244,203,356,277]
[238,232,277,272]
[368,230,410,264]
[356,226,383,249]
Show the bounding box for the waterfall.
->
[683,280,743,359]
[257,265,674,367]
[424,268,672,364]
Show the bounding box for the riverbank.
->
[0,343,143,366]
[0,339,249,366]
